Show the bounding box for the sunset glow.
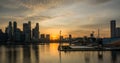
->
[51,35,59,40]
[0,0,120,38]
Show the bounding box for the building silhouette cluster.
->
[0,21,50,44]
[0,20,120,44]
[110,20,120,38]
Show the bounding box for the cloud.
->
[0,0,113,17]
[85,0,112,4]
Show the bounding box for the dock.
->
[58,45,120,51]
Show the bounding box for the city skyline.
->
[0,1,120,63]
[0,0,120,38]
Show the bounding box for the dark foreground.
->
[0,43,120,63]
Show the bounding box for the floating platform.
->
[58,45,120,51]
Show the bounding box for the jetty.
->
[58,45,120,51]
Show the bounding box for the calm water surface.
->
[0,43,120,63]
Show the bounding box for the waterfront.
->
[0,43,120,63]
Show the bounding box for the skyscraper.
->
[116,27,120,37]
[5,21,13,40]
[13,21,17,41]
[40,34,45,42]
[13,21,17,32]
[23,23,31,42]
[16,28,22,42]
[23,21,31,42]
[46,34,50,43]
[32,23,39,42]
[110,20,116,38]
[28,21,31,39]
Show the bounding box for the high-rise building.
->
[40,34,45,42]
[28,21,31,39]
[23,22,31,42]
[116,27,120,37]
[0,29,4,41]
[6,21,13,40]
[46,34,50,42]
[32,23,39,42]
[36,23,39,37]
[13,21,17,32]
[16,29,22,42]
[13,21,17,41]
[41,34,45,39]
[0,29,8,42]
[110,20,116,38]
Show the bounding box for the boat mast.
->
[59,30,62,47]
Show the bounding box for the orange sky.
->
[0,0,120,38]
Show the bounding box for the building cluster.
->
[0,21,50,43]
[0,20,120,43]
[110,20,120,38]
[40,34,50,42]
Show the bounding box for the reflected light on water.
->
[0,43,120,63]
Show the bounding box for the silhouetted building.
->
[23,22,31,42]
[28,21,31,40]
[46,34,50,43]
[16,29,22,42]
[69,34,72,45]
[5,21,13,41]
[40,34,45,42]
[32,23,39,42]
[0,29,4,42]
[0,21,43,43]
[116,27,120,37]
[5,21,23,42]
[110,20,120,38]
[41,34,45,39]
[13,21,17,41]
[0,29,8,42]
[110,20,116,38]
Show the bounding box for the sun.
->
[51,35,59,40]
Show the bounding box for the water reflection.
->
[0,43,120,63]
[111,51,117,63]
[59,51,62,63]
[98,51,103,60]
[32,45,39,63]
[84,52,90,63]
[23,45,31,63]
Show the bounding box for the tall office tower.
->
[5,21,13,40]
[0,29,3,41]
[32,23,39,41]
[23,23,31,42]
[110,20,116,38]
[16,28,22,42]
[36,23,39,40]
[0,29,7,42]
[13,21,17,41]
[40,34,45,42]
[13,21,17,32]
[116,27,120,37]
[46,34,50,42]
[28,21,31,39]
